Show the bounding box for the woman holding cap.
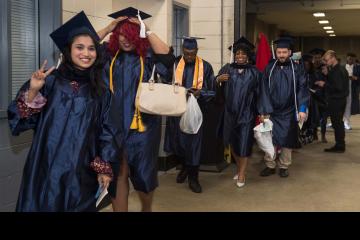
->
[7,12,122,212]
[97,7,175,212]
[216,37,262,188]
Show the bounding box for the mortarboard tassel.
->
[56,53,63,69]
[229,44,234,64]
[137,10,146,38]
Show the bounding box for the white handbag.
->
[138,64,187,116]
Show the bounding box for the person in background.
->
[322,50,349,153]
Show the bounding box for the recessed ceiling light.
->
[326,30,335,33]
[313,12,325,17]
[319,20,329,24]
[323,26,332,30]
[329,34,336,37]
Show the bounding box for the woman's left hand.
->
[97,174,112,190]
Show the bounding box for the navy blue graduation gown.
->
[258,60,309,149]
[216,64,262,157]
[102,49,174,194]
[164,57,216,166]
[7,70,122,212]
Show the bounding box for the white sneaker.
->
[233,174,238,180]
[344,122,352,130]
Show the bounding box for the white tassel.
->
[137,10,146,38]
[56,53,63,69]
[271,40,275,59]
[229,44,234,64]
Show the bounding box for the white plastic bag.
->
[179,94,203,134]
[253,119,275,160]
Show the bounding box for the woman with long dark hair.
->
[7,12,122,212]
[97,8,175,212]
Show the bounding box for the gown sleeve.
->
[7,75,56,136]
[296,65,310,113]
[257,65,274,115]
[151,47,176,84]
[198,62,216,105]
[90,90,124,178]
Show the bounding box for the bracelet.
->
[146,30,153,37]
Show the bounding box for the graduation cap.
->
[309,48,326,56]
[108,7,152,20]
[274,37,294,49]
[228,37,255,52]
[50,11,99,54]
[178,36,205,50]
[108,7,151,38]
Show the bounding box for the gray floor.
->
[103,115,360,212]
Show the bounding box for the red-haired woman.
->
[97,14,174,212]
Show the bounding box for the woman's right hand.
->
[217,74,230,83]
[30,60,55,93]
[106,16,128,33]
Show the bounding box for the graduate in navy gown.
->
[216,37,262,188]
[258,37,309,178]
[7,12,122,212]
[97,7,175,211]
[164,36,215,193]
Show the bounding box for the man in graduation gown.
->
[164,37,216,193]
[258,37,309,178]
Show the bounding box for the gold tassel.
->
[224,145,231,164]
[137,113,146,132]
[130,111,139,130]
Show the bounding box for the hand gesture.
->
[30,60,55,92]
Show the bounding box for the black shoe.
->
[188,166,202,193]
[260,167,276,177]
[279,168,289,178]
[324,146,345,153]
[176,167,189,184]
[189,178,202,193]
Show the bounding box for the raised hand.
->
[107,16,128,33]
[30,60,55,92]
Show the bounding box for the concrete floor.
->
[103,115,360,212]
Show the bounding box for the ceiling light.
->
[326,30,334,33]
[329,34,336,37]
[323,26,332,30]
[313,12,325,17]
[319,20,329,24]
